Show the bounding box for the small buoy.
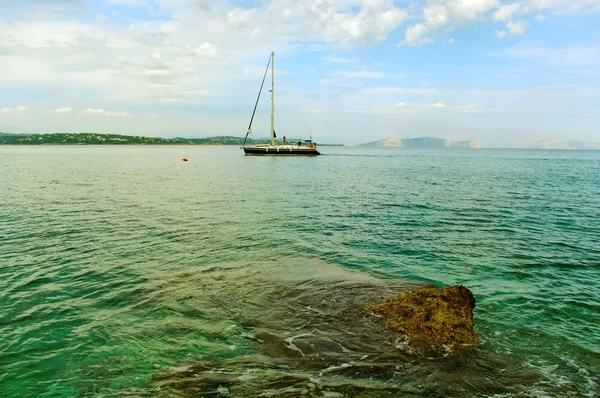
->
[182,158,188,162]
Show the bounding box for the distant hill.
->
[0,132,339,146]
[359,137,481,148]
[0,133,271,145]
[524,140,600,150]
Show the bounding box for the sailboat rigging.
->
[242,52,320,156]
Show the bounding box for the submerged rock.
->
[368,285,477,351]
[148,265,492,396]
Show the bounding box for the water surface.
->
[1,146,598,397]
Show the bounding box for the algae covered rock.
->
[369,285,477,351]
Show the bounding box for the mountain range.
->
[359,137,481,148]
[523,140,600,149]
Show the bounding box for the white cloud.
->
[402,24,432,46]
[494,43,600,66]
[447,0,499,22]
[565,0,600,12]
[1,106,27,113]
[107,0,147,6]
[54,107,73,113]
[384,101,485,115]
[523,0,600,13]
[194,42,219,58]
[448,37,455,43]
[493,3,521,21]
[496,20,527,38]
[95,14,110,24]
[508,20,527,35]
[226,8,256,26]
[330,70,387,78]
[311,1,408,46]
[80,108,131,117]
[535,13,546,20]
[326,55,359,64]
[363,86,439,95]
[424,5,449,29]
[455,103,482,111]
[159,98,186,103]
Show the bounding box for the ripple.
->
[1,146,599,396]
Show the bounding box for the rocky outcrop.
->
[368,285,477,351]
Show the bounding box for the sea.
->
[0,145,598,397]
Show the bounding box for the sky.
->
[0,0,599,147]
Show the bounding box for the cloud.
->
[494,43,600,66]
[448,37,455,43]
[226,8,256,26]
[401,24,432,46]
[447,0,499,22]
[385,101,478,114]
[522,0,600,13]
[1,106,27,113]
[455,103,482,111]
[107,0,147,6]
[194,42,219,57]
[80,108,131,117]
[493,3,521,21]
[54,106,73,113]
[0,18,227,102]
[424,4,449,29]
[496,20,527,38]
[326,55,359,64]
[311,1,408,46]
[394,0,600,46]
[363,86,439,95]
[0,1,414,108]
[404,0,499,46]
[330,70,387,78]
[95,14,110,24]
[23,5,83,19]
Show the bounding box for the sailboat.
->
[242,52,320,156]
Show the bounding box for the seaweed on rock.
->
[368,285,478,352]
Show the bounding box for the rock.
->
[368,285,477,351]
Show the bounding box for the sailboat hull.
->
[243,145,320,156]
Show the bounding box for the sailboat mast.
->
[271,51,275,146]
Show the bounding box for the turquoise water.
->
[1,145,598,397]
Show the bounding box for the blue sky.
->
[0,0,599,147]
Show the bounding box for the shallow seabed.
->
[0,145,598,397]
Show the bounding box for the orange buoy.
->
[182,158,188,162]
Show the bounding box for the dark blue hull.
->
[243,146,320,156]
